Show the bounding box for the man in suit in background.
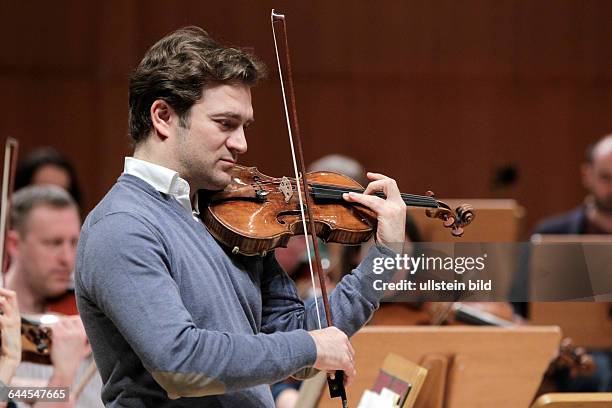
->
[513,134,612,392]
[534,134,612,234]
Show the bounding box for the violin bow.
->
[72,359,98,401]
[0,137,19,287]
[271,10,348,407]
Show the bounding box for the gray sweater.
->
[75,174,394,407]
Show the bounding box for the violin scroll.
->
[424,191,475,237]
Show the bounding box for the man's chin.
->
[204,171,233,191]
[44,283,72,300]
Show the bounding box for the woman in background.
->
[15,148,82,210]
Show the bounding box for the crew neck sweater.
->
[76,174,393,407]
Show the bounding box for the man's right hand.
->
[308,327,355,386]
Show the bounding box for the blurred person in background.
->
[5,186,102,407]
[15,148,83,210]
[534,134,612,235]
[512,134,612,392]
[272,155,421,408]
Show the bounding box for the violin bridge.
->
[279,176,293,203]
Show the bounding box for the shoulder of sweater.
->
[532,206,586,234]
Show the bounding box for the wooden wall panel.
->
[2,0,612,236]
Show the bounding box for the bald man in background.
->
[534,134,612,235]
[513,134,612,392]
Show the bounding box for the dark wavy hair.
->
[15,147,82,208]
[128,26,265,144]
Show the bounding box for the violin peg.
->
[451,227,464,237]
[425,190,435,198]
[443,217,455,228]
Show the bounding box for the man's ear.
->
[581,162,593,190]
[6,230,21,259]
[150,100,176,140]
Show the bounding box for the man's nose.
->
[58,242,76,267]
[227,126,248,155]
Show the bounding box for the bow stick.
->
[1,138,19,286]
[271,10,348,407]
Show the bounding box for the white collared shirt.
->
[123,157,200,222]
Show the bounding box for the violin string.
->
[252,180,438,207]
[311,193,438,208]
[312,185,435,204]
[310,186,438,207]
[252,179,436,202]
[252,179,436,201]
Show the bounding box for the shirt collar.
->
[123,157,199,217]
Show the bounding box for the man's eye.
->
[599,173,612,183]
[44,239,62,247]
[217,120,234,130]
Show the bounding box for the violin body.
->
[202,166,377,256]
[4,291,80,366]
[21,316,53,365]
[201,165,474,256]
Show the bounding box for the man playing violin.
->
[75,26,406,407]
[6,186,101,407]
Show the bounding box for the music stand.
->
[317,326,560,408]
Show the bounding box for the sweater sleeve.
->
[76,212,317,398]
[261,244,397,337]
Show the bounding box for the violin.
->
[18,293,80,366]
[20,315,53,365]
[20,289,80,365]
[200,165,475,256]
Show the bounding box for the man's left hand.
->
[342,172,406,253]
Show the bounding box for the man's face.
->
[584,150,612,214]
[175,84,253,190]
[15,205,81,299]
